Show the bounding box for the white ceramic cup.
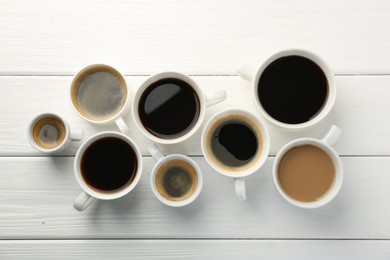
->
[272,125,343,209]
[132,72,226,144]
[70,64,131,134]
[201,109,270,201]
[28,113,83,154]
[148,144,203,207]
[73,131,143,212]
[237,49,336,131]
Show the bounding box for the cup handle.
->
[234,178,246,201]
[322,125,342,146]
[205,90,227,107]
[70,129,84,141]
[115,117,130,135]
[237,63,256,81]
[73,192,96,212]
[148,144,164,161]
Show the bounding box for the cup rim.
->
[252,49,336,130]
[70,64,131,125]
[272,137,344,209]
[27,113,70,153]
[74,131,143,200]
[201,108,270,178]
[150,154,203,207]
[132,71,206,145]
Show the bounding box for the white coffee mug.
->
[28,113,83,154]
[133,72,226,144]
[70,64,131,134]
[148,144,203,207]
[201,109,270,201]
[73,131,143,212]
[272,125,343,209]
[237,49,336,131]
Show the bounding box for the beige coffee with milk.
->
[71,65,127,121]
[278,144,335,202]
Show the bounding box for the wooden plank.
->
[0,75,389,156]
[0,0,390,74]
[0,240,390,259]
[0,157,389,239]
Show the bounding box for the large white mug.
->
[237,49,336,131]
[148,144,203,207]
[73,131,143,212]
[70,64,132,134]
[272,125,344,209]
[27,113,83,154]
[201,109,270,201]
[133,72,226,145]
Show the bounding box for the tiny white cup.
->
[237,49,336,131]
[70,64,132,134]
[272,125,343,209]
[148,144,203,207]
[133,72,226,144]
[73,131,143,212]
[27,113,83,154]
[201,109,270,201]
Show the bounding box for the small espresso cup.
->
[148,144,203,207]
[237,49,336,131]
[273,125,343,209]
[70,64,131,133]
[28,113,83,154]
[201,109,270,201]
[73,131,143,212]
[133,72,226,144]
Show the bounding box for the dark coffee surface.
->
[211,121,258,167]
[138,78,200,139]
[258,55,328,124]
[81,137,137,192]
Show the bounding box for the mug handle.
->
[115,117,130,135]
[322,125,342,146]
[73,192,96,212]
[237,63,256,81]
[205,90,227,107]
[234,177,246,201]
[148,144,164,162]
[70,129,84,141]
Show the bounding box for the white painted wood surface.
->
[1,240,390,260]
[1,0,390,258]
[0,0,390,75]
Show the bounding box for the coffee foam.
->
[155,159,198,201]
[71,65,127,121]
[33,116,66,149]
[205,114,263,173]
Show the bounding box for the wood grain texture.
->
[1,240,390,259]
[0,75,389,156]
[1,0,390,74]
[0,157,389,239]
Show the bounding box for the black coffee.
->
[138,78,200,139]
[211,120,258,167]
[81,137,137,192]
[258,55,328,124]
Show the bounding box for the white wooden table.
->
[1,0,390,259]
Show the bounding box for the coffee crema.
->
[33,116,66,149]
[71,66,127,121]
[81,137,137,193]
[206,114,262,172]
[258,55,328,124]
[156,159,198,201]
[278,144,335,202]
[138,78,200,139]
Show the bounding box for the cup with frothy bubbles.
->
[28,113,83,154]
[70,64,131,134]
